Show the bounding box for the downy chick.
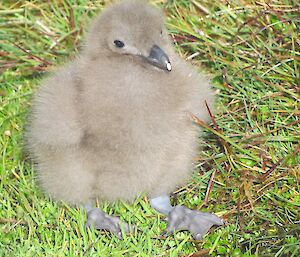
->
[26,0,223,239]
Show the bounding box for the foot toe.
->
[165,205,223,239]
[85,208,135,239]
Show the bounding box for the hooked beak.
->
[144,45,172,72]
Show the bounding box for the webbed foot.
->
[86,208,134,239]
[163,205,224,240]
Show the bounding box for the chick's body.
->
[27,0,214,206]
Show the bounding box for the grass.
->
[0,0,299,256]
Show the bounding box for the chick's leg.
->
[150,195,174,215]
[150,196,224,240]
[84,205,134,239]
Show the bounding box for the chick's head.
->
[84,0,172,71]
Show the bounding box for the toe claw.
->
[161,231,167,237]
[194,233,203,240]
[116,231,122,239]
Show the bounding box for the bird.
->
[26,0,223,239]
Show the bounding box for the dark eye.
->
[114,40,125,48]
[160,29,163,35]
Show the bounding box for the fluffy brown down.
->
[26,0,214,205]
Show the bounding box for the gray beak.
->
[145,45,172,72]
